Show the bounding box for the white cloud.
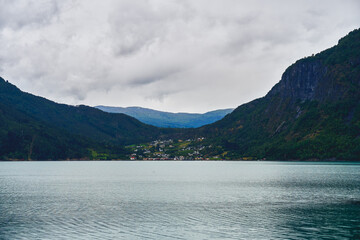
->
[0,0,359,112]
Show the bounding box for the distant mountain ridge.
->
[95,106,234,128]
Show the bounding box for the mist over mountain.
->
[96,106,234,128]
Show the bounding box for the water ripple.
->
[0,161,359,239]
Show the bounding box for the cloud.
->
[0,0,359,112]
[0,0,61,30]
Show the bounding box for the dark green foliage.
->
[0,78,174,146]
[0,100,129,160]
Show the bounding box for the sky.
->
[0,0,359,113]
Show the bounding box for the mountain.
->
[1,29,359,161]
[0,78,172,160]
[193,28,360,160]
[96,106,234,128]
[0,100,87,160]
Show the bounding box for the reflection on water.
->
[0,161,359,239]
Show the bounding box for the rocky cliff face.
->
[267,28,360,105]
[268,59,328,102]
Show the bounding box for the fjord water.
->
[0,161,359,239]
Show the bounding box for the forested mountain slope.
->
[0,78,173,159]
[195,29,360,160]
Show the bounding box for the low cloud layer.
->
[1,0,359,112]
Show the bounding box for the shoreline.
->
[1,159,359,162]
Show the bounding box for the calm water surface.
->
[0,161,359,239]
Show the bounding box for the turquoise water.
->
[0,161,359,239]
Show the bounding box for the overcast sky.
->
[0,0,359,113]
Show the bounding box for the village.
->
[126,138,224,160]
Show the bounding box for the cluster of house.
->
[128,138,216,160]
